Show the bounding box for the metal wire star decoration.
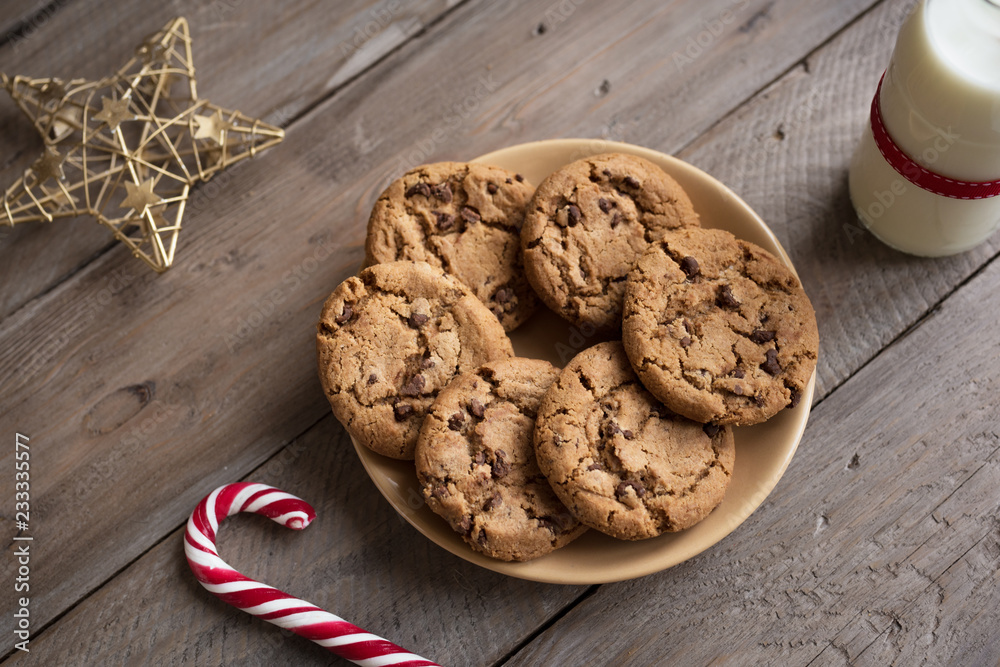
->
[0,17,284,272]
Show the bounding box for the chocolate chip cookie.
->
[317,260,514,460]
[521,153,700,333]
[364,162,537,331]
[534,341,734,540]
[622,227,819,425]
[415,357,586,561]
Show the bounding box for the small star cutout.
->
[121,179,162,213]
[38,80,67,103]
[193,109,233,144]
[92,96,134,130]
[0,16,284,272]
[30,147,66,184]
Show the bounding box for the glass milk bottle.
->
[848,0,1000,256]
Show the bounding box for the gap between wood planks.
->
[0,0,924,661]
[808,243,1000,417]
[0,418,336,665]
[802,488,1000,666]
[492,585,600,667]
[493,0,1000,657]
[488,250,1000,667]
[665,0,893,166]
[800,413,1000,664]
[0,0,484,660]
[6,0,994,662]
[489,0,901,654]
[0,0,886,326]
[0,0,71,51]
[0,0,474,325]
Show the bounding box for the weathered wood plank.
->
[3,416,588,665]
[0,0,881,648]
[501,1,1000,659]
[504,219,1000,663]
[677,0,1000,400]
[0,0,64,44]
[814,444,1000,666]
[0,0,457,319]
[0,0,879,321]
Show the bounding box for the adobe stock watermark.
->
[185,169,239,216]
[672,0,752,70]
[185,106,293,216]
[117,402,177,452]
[339,0,409,58]
[388,72,502,177]
[19,267,137,382]
[4,0,71,53]
[844,126,960,243]
[732,83,826,183]
[535,0,587,35]
[54,402,177,518]
[875,1,915,43]
[223,239,338,353]
[554,321,605,365]
[388,485,427,528]
[258,440,308,485]
[564,128,628,164]
[12,433,32,653]
[211,0,249,22]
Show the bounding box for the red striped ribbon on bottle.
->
[870,73,1000,200]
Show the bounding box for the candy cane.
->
[185,482,440,666]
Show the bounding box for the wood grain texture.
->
[0,0,63,43]
[501,2,1000,658]
[678,0,1000,399]
[505,243,1000,666]
[0,0,880,321]
[3,416,588,666]
[0,0,883,645]
[0,0,457,319]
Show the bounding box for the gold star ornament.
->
[1,17,284,272]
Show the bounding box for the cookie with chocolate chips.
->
[521,153,700,333]
[317,261,513,460]
[364,162,538,331]
[415,357,586,561]
[533,342,735,540]
[622,227,819,425]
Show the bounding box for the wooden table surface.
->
[2,0,999,664]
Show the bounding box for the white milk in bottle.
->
[849,0,1000,256]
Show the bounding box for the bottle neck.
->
[876,0,1000,181]
[926,0,1000,90]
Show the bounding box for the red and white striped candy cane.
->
[185,482,440,666]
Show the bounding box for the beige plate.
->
[352,139,815,584]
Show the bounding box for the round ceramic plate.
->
[351,139,815,584]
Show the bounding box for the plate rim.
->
[351,138,815,584]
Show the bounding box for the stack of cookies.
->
[317,153,819,562]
